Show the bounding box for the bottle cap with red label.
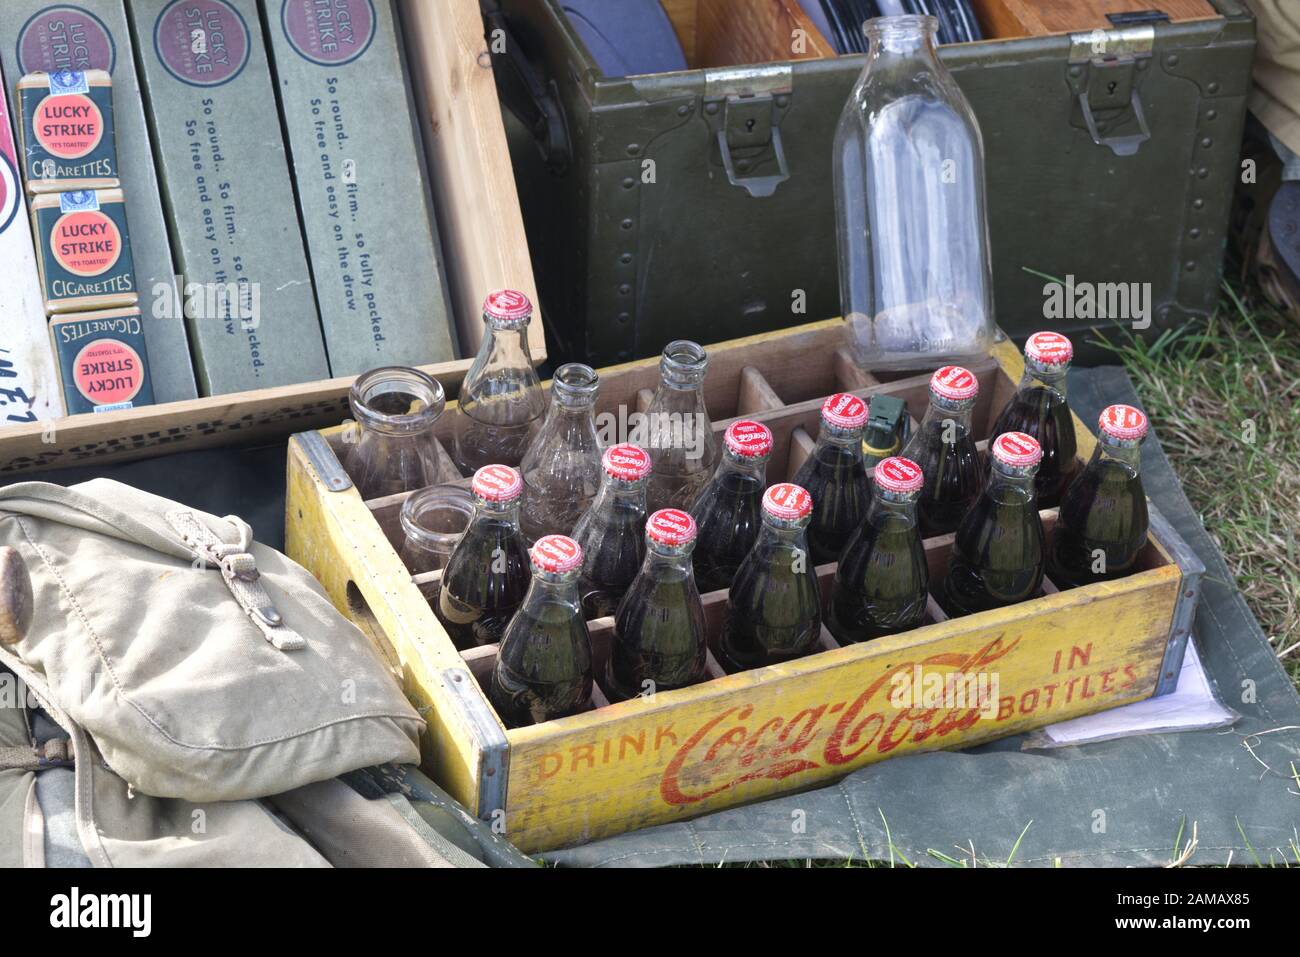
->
[531,535,583,575]
[1099,404,1149,443]
[471,464,524,503]
[762,483,813,523]
[992,432,1043,470]
[602,443,652,482]
[1024,331,1073,368]
[482,289,533,326]
[647,508,696,547]
[930,366,979,403]
[724,419,773,459]
[874,456,924,495]
[821,392,868,431]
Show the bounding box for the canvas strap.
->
[0,738,72,771]
[165,510,306,652]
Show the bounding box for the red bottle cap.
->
[482,289,532,325]
[874,456,924,494]
[647,508,696,546]
[602,443,652,481]
[821,392,868,430]
[762,483,813,521]
[1024,331,1073,366]
[531,534,583,574]
[930,366,979,401]
[1099,404,1149,442]
[471,464,523,503]
[724,419,773,458]
[992,431,1043,468]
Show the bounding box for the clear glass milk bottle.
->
[489,534,593,728]
[643,340,719,515]
[834,14,995,370]
[689,419,773,594]
[345,366,456,499]
[607,509,709,701]
[719,483,823,673]
[453,289,546,474]
[989,331,1078,508]
[519,363,604,543]
[572,443,651,619]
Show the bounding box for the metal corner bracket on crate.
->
[285,320,1205,851]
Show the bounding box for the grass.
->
[1091,279,1300,691]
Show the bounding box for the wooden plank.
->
[501,562,1180,851]
[659,0,699,65]
[971,0,1219,39]
[695,0,834,68]
[399,0,543,361]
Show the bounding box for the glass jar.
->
[833,14,995,370]
[345,366,455,499]
[399,484,475,600]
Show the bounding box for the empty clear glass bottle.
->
[834,15,995,370]
[901,366,984,537]
[828,456,929,643]
[944,432,1046,615]
[643,340,719,515]
[572,443,651,619]
[489,534,593,728]
[989,332,1078,508]
[519,363,603,544]
[345,366,455,499]
[435,465,531,650]
[607,509,709,701]
[719,484,822,673]
[1050,405,1150,588]
[689,419,773,594]
[792,392,871,565]
[453,290,546,474]
[399,484,475,601]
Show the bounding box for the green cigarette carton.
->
[267,0,457,375]
[128,0,329,396]
[50,306,156,414]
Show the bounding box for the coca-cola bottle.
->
[901,365,984,537]
[719,483,822,672]
[572,443,651,618]
[828,456,929,643]
[607,509,709,700]
[453,290,546,474]
[488,534,593,727]
[643,340,719,515]
[943,432,1045,615]
[988,331,1078,508]
[688,419,773,594]
[435,465,531,649]
[519,363,603,544]
[792,392,871,565]
[1050,405,1150,587]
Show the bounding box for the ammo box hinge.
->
[1067,24,1156,157]
[702,65,793,198]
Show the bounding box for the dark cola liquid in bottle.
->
[689,419,773,594]
[607,509,709,700]
[989,331,1078,508]
[435,465,531,649]
[572,443,651,619]
[719,483,822,672]
[489,535,593,727]
[828,457,929,643]
[1050,404,1150,587]
[944,432,1046,615]
[901,365,985,537]
[792,392,871,565]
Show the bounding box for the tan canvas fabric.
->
[1247,1,1300,157]
[0,690,35,868]
[0,479,422,803]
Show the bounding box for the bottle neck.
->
[591,476,647,516]
[716,450,767,481]
[478,323,535,368]
[988,463,1038,497]
[867,489,919,524]
[817,423,865,454]
[525,569,581,603]
[645,539,695,567]
[1090,439,1143,475]
[470,499,522,530]
[756,517,809,551]
[920,396,975,433]
[1018,364,1069,398]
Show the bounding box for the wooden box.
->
[0,0,541,475]
[285,320,1203,853]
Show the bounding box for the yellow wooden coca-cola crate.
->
[284,319,1202,853]
[0,0,542,475]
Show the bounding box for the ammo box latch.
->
[702,65,793,198]
[1067,22,1158,157]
